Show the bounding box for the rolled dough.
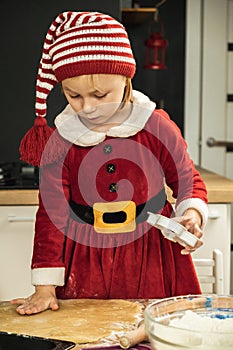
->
[0,299,142,344]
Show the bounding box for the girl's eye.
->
[70,94,80,99]
[95,94,107,99]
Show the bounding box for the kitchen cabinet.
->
[185,0,233,177]
[0,206,37,300]
[192,204,231,294]
[193,168,233,295]
[166,167,233,294]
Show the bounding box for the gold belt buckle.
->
[93,201,136,234]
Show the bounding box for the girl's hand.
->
[175,208,204,255]
[10,285,59,315]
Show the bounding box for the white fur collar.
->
[54,90,156,147]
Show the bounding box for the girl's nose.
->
[82,99,96,114]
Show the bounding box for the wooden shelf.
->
[121,8,157,24]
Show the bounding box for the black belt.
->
[70,188,167,225]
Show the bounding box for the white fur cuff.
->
[175,198,208,229]
[31,267,65,286]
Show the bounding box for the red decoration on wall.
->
[145,0,168,70]
[145,31,168,70]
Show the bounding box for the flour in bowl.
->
[169,310,233,346]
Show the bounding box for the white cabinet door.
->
[192,204,231,294]
[185,0,231,176]
[0,206,38,300]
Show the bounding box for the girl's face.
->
[62,74,130,131]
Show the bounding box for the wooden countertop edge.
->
[0,189,39,205]
[1,188,233,205]
[1,168,233,205]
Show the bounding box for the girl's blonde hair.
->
[122,77,133,104]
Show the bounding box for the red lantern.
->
[145,31,168,70]
[145,0,168,70]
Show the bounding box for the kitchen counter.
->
[0,167,233,205]
[195,167,233,203]
[0,189,39,205]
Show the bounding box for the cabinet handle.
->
[206,137,233,152]
[208,210,220,220]
[8,215,35,222]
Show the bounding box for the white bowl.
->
[144,294,233,350]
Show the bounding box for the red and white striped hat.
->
[36,11,136,118]
[20,11,136,166]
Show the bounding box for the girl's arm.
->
[11,155,71,315]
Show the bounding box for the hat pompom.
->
[19,117,53,166]
[40,128,70,166]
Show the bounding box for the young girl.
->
[11,11,208,315]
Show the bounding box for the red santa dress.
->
[31,91,208,299]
